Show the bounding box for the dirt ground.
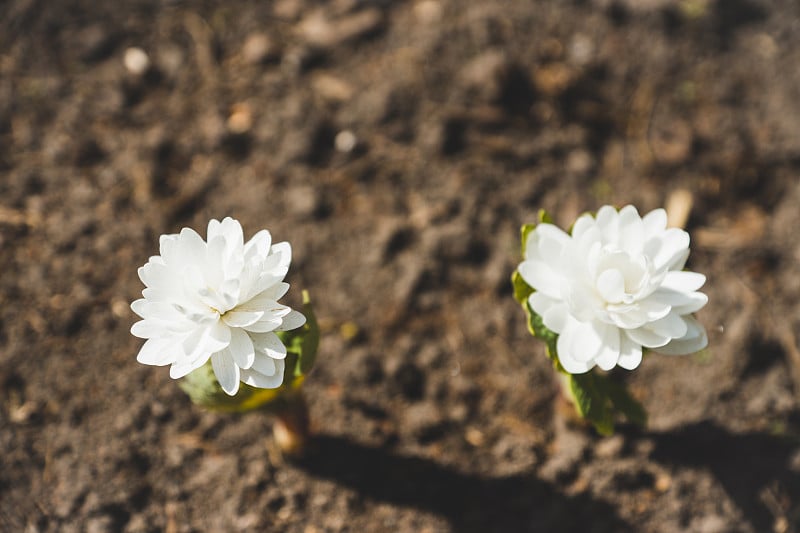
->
[2,0,800,531]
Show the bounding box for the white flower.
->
[518,205,708,374]
[131,217,306,395]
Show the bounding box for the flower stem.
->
[270,388,311,457]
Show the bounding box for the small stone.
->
[242,33,281,64]
[227,103,253,134]
[312,73,355,102]
[334,130,357,152]
[414,0,443,23]
[458,49,509,103]
[594,434,624,458]
[297,8,384,48]
[123,47,150,75]
[566,148,593,175]
[285,184,321,218]
[533,63,573,96]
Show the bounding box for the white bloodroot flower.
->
[519,205,708,374]
[131,217,306,395]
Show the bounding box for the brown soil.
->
[2,0,800,532]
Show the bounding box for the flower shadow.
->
[646,419,800,531]
[298,434,633,533]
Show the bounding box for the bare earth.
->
[2,0,800,531]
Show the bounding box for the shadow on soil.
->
[299,434,632,533]
[648,420,800,531]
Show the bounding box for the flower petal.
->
[518,260,563,299]
[228,328,255,369]
[662,271,706,292]
[617,205,644,255]
[642,208,667,238]
[251,353,277,376]
[645,228,690,272]
[624,326,671,349]
[596,268,625,304]
[270,241,292,271]
[654,316,708,355]
[212,349,241,395]
[617,335,643,370]
[593,322,621,371]
[130,319,168,339]
[529,292,568,334]
[647,313,688,339]
[241,359,285,389]
[251,331,288,360]
[136,337,176,366]
[222,309,264,328]
[276,310,306,331]
[244,229,272,263]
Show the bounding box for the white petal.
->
[558,318,602,364]
[662,271,706,292]
[222,309,264,328]
[176,227,208,268]
[260,282,290,301]
[241,359,285,389]
[136,337,176,366]
[212,350,241,395]
[570,214,596,239]
[228,328,256,369]
[646,228,690,272]
[518,260,563,299]
[593,322,621,371]
[243,316,283,333]
[556,325,595,373]
[169,351,211,379]
[642,208,667,237]
[596,269,625,303]
[251,332,288,360]
[131,319,168,339]
[244,229,272,262]
[670,292,708,315]
[529,292,568,333]
[595,205,620,244]
[648,288,707,315]
[647,313,689,339]
[617,335,643,370]
[270,241,292,271]
[251,353,277,375]
[276,310,306,331]
[624,326,671,349]
[247,273,287,301]
[159,233,179,259]
[617,205,644,255]
[654,316,708,355]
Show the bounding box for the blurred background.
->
[1,0,799,531]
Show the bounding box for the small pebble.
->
[124,47,150,76]
[334,130,357,152]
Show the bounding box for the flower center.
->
[593,247,650,305]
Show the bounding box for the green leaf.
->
[275,290,320,378]
[511,270,534,306]
[520,223,537,256]
[568,373,614,436]
[602,377,647,428]
[538,209,554,225]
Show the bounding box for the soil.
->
[2,0,800,532]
